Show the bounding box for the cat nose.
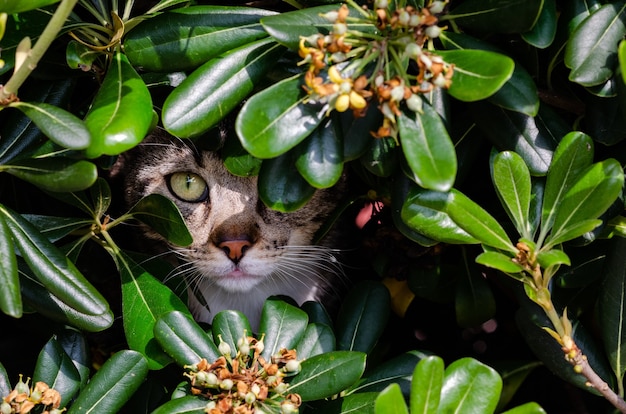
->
[218,239,252,263]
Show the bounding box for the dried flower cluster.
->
[185,334,302,414]
[1,376,64,414]
[298,0,453,139]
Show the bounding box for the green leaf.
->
[0,213,20,317]
[296,323,336,359]
[67,350,148,414]
[360,136,397,178]
[522,0,557,48]
[129,193,192,246]
[336,281,390,353]
[446,0,543,33]
[117,252,190,370]
[1,205,110,316]
[438,49,514,101]
[348,350,428,395]
[456,256,497,327]
[261,5,376,50]
[258,298,308,360]
[620,39,626,85]
[236,74,325,159]
[258,152,316,212]
[295,118,344,189]
[300,301,333,327]
[439,358,502,413]
[9,102,90,149]
[162,38,284,138]
[446,189,517,254]
[397,104,457,192]
[33,337,81,407]
[287,351,366,401]
[536,249,571,270]
[540,132,594,239]
[565,1,626,86]
[492,151,532,238]
[341,107,381,161]
[84,51,153,158]
[222,132,262,177]
[5,158,97,192]
[476,251,524,274]
[124,6,275,72]
[56,329,90,389]
[410,355,444,414]
[547,159,624,248]
[375,383,409,414]
[501,403,547,414]
[401,187,479,244]
[212,309,252,358]
[150,396,207,414]
[0,0,59,13]
[154,311,220,367]
[66,40,99,71]
[23,215,92,243]
[0,363,10,396]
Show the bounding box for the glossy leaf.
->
[118,252,190,370]
[336,281,390,353]
[296,323,336,359]
[401,187,479,244]
[476,251,524,274]
[410,355,444,414]
[341,106,381,161]
[222,132,262,177]
[65,40,99,71]
[0,363,9,397]
[492,151,532,238]
[360,136,397,178]
[438,49,514,102]
[295,118,344,189]
[446,189,517,254]
[261,5,376,50]
[23,215,91,243]
[620,39,626,85]
[445,0,543,33]
[258,152,316,212]
[0,213,19,317]
[33,337,81,407]
[522,0,557,48]
[5,158,97,192]
[155,311,220,367]
[9,102,90,149]
[547,159,624,248]
[237,74,325,158]
[375,383,408,414]
[439,358,502,413]
[0,0,59,13]
[540,132,594,238]
[258,298,308,360]
[392,176,439,247]
[397,104,457,192]
[565,1,626,86]
[287,351,366,401]
[1,205,109,316]
[84,51,153,158]
[300,300,333,327]
[67,350,148,414]
[212,310,252,358]
[125,6,274,72]
[536,249,571,270]
[129,193,192,246]
[162,38,284,138]
[348,350,427,395]
[56,329,90,389]
[501,403,547,414]
[151,396,207,414]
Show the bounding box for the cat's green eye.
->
[167,172,208,202]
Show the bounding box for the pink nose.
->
[218,240,252,262]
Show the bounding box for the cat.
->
[115,128,348,330]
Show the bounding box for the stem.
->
[1,0,79,101]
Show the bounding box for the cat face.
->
[118,130,344,327]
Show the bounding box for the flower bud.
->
[1,402,11,414]
[429,1,446,14]
[274,383,289,394]
[284,359,301,373]
[281,402,299,414]
[433,73,447,88]
[15,375,30,395]
[398,10,410,26]
[220,378,234,391]
[391,85,405,102]
[409,14,421,27]
[425,25,442,39]
[321,11,339,22]
[404,43,422,59]
[406,94,423,113]
[245,391,257,404]
[374,0,388,9]
[335,94,350,112]
[218,336,231,356]
[333,22,347,35]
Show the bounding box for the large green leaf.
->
[67,350,148,414]
[151,396,207,414]
[295,118,344,189]
[162,38,284,138]
[397,104,457,192]
[0,0,59,13]
[258,298,308,360]
[212,309,252,358]
[410,356,444,414]
[9,102,90,149]
[236,74,325,159]
[258,152,316,212]
[117,252,190,370]
[522,0,557,48]
[375,383,409,414]
[492,151,532,238]
[287,351,366,401]
[547,159,624,248]
[295,323,336,359]
[33,337,81,407]
[336,281,390,353]
[437,49,514,102]
[154,311,220,367]
[84,51,153,158]
[445,0,543,33]
[439,358,502,413]
[0,213,19,317]
[124,6,275,72]
[5,158,97,192]
[129,193,192,246]
[56,329,90,389]
[565,1,626,86]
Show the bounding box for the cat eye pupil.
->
[168,172,208,202]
